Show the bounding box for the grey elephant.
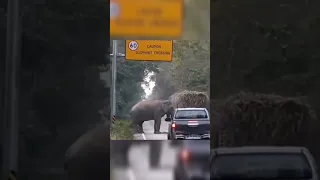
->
[130,100,174,134]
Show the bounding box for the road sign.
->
[125,40,173,61]
[110,0,183,38]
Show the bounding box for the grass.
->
[110,119,134,140]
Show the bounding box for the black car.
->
[166,108,210,140]
[173,140,210,180]
[210,146,319,180]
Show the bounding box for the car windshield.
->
[210,153,312,180]
[175,110,208,119]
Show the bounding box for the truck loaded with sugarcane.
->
[165,91,211,140]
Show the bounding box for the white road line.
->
[127,168,136,180]
[133,133,147,140]
[141,133,146,140]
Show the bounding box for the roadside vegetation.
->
[110,120,134,140]
[150,40,210,100]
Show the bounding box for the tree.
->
[151,40,210,99]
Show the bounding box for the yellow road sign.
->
[110,0,183,38]
[125,40,173,61]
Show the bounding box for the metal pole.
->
[111,40,117,120]
[3,0,21,178]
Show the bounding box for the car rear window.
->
[175,110,208,119]
[210,153,312,179]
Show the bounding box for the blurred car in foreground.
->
[210,146,318,180]
[173,140,210,180]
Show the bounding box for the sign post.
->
[125,40,173,61]
[109,41,125,122]
[110,0,183,38]
[110,40,117,122]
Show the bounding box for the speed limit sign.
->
[128,41,139,51]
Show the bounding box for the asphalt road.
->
[112,141,178,180]
[134,116,169,140]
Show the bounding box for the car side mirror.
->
[165,117,171,122]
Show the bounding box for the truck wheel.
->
[167,134,171,140]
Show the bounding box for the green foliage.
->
[116,59,159,116]
[110,120,134,140]
[151,40,210,99]
[183,0,210,39]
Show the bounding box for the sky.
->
[141,72,155,99]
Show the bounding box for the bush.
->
[110,120,134,140]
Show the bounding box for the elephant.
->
[64,124,110,180]
[130,100,174,134]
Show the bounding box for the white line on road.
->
[142,133,146,140]
[133,117,169,140]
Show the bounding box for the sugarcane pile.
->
[212,92,317,147]
[169,90,209,108]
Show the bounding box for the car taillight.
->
[171,123,176,128]
[180,148,190,162]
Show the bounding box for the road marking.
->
[133,133,147,140]
[127,168,136,180]
[141,133,146,140]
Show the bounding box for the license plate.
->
[188,121,199,126]
[185,135,201,139]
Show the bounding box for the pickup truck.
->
[166,108,210,140]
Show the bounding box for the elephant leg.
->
[137,121,144,133]
[149,141,162,168]
[132,120,144,133]
[154,117,161,134]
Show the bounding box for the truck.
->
[166,107,210,140]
